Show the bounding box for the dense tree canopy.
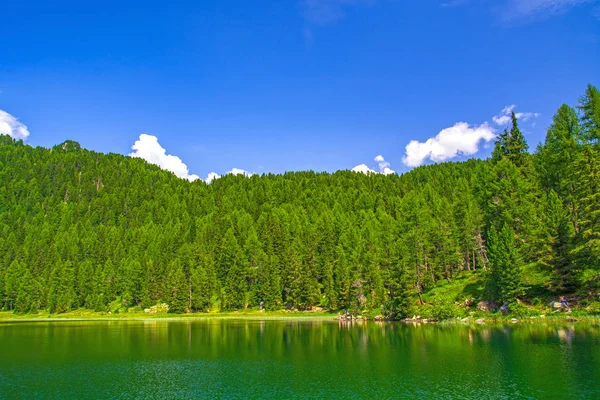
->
[1,85,599,317]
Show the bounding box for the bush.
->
[586,302,600,316]
[509,301,538,317]
[430,299,459,321]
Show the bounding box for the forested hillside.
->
[1,85,599,318]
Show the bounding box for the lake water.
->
[0,319,599,399]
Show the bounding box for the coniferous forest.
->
[1,85,599,319]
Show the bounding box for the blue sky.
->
[1,0,598,180]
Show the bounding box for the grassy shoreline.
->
[0,310,337,322]
[1,310,598,325]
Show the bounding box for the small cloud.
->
[493,105,540,126]
[206,172,220,184]
[204,168,252,184]
[351,155,396,175]
[0,110,30,140]
[374,155,395,175]
[402,122,495,168]
[352,163,376,174]
[228,168,253,177]
[129,134,200,182]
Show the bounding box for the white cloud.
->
[129,134,200,182]
[206,172,221,184]
[228,168,253,177]
[374,154,395,175]
[0,110,30,140]
[351,155,396,175]
[402,122,495,168]
[493,105,540,126]
[203,168,252,184]
[352,163,376,174]
[129,135,255,184]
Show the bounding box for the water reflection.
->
[0,320,599,399]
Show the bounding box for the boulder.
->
[476,318,485,324]
[500,304,510,316]
[477,301,495,312]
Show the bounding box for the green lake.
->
[0,320,599,399]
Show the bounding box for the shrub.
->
[430,299,458,321]
[509,301,538,317]
[586,302,600,316]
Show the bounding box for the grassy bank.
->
[409,269,600,323]
[0,309,336,322]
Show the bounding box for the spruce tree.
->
[166,261,188,313]
[546,192,578,292]
[487,224,523,304]
[578,84,600,144]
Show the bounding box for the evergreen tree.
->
[578,84,600,144]
[383,241,411,320]
[190,264,211,312]
[486,224,523,304]
[537,104,581,196]
[573,145,600,267]
[47,260,76,314]
[166,260,188,313]
[221,234,246,310]
[546,192,578,292]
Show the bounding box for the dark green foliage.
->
[0,84,598,315]
[166,261,188,314]
[492,112,529,167]
[486,224,523,303]
[579,84,600,144]
[546,192,578,292]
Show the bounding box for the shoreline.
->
[1,311,598,325]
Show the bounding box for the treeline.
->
[0,84,599,317]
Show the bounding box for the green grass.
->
[0,309,336,322]
[412,269,600,322]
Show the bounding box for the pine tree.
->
[190,264,211,312]
[546,191,578,292]
[166,260,188,313]
[506,112,529,167]
[573,145,600,267]
[384,241,411,320]
[333,244,351,310]
[47,260,76,314]
[491,129,510,162]
[578,84,600,145]
[537,104,581,196]
[486,224,523,304]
